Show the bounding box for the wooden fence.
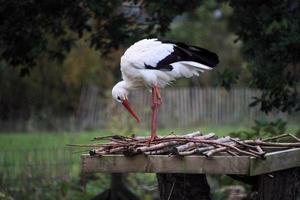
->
[76,86,296,130]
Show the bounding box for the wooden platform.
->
[81,148,300,176]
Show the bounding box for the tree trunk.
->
[157,173,211,200]
[257,167,300,200]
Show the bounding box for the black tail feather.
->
[175,42,219,68]
[159,39,219,68]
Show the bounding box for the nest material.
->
[73,131,300,159]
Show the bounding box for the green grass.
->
[0,124,299,150]
[0,131,97,150]
[0,125,299,200]
[0,125,249,178]
[0,126,241,151]
[0,124,298,178]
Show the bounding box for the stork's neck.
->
[115,80,131,90]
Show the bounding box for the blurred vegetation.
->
[0,0,200,69]
[0,1,300,199]
[0,125,258,150]
[0,0,299,129]
[0,0,202,132]
[0,126,253,200]
[1,125,299,199]
[166,0,247,87]
[228,0,300,113]
[230,119,300,139]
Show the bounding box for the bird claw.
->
[147,134,158,146]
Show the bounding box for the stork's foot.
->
[147,134,158,145]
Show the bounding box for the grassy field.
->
[0,124,298,177]
[0,126,254,199]
[0,124,299,150]
[0,125,299,200]
[0,126,247,179]
[0,125,255,178]
[0,125,251,150]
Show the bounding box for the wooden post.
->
[90,173,140,200]
[81,149,300,199]
[257,167,300,200]
[157,173,211,200]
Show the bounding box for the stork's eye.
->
[117,96,121,101]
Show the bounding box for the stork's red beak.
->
[122,99,141,123]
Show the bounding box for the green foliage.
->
[0,59,79,130]
[0,176,108,200]
[216,68,239,90]
[167,0,247,87]
[167,0,249,88]
[0,0,88,70]
[0,0,200,70]
[230,119,288,139]
[228,0,300,113]
[0,38,118,130]
[0,1,203,128]
[1,127,299,199]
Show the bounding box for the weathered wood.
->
[249,148,300,176]
[157,173,211,200]
[82,154,250,174]
[81,148,300,175]
[172,133,216,154]
[257,167,300,200]
[86,133,300,158]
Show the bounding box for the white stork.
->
[112,38,219,143]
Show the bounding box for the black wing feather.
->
[144,63,173,71]
[159,39,219,68]
[144,39,219,71]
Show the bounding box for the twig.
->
[68,144,104,147]
[136,141,184,153]
[185,131,202,137]
[203,147,227,157]
[262,133,290,141]
[288,133,300,142]
[173,142,198,154]
[178,149,198,156]
[167,181,175,200]
[256,145,264,154]
[79,132,300,159]
[230,138,257,149]
[226,150,238,156]
[144,147,173,155]
[173,133,216,154]
[109,146,127,153]
[245,140,300,147]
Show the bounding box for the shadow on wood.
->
[257,167,300,200]
[157,173,211,200]
[90,173,140,200]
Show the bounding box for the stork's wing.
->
[121,38,219,72]
[121,39,173,70]
[151,40,219,71]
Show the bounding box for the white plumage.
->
[119,38,215,89]
[112,38,219,143]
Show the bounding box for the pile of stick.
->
[73,132,300,159]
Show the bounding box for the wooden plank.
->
[81,154,250,174]
[249,148,300,176]
[82,148,300,175]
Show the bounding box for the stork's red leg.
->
[149,86,161,144]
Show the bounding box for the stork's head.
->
[112,81,140,123]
